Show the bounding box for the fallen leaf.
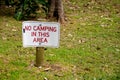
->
[68,33,73,37]
[44,77,48,80]
[54,73,64,77]
[2,37,7,40]
[12,29,17,31]
[44,67,51,71]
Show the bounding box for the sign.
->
[22,21,60,48]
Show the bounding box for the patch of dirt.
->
[0,5,15,16]
[28,61,71,73]
[43,63,70,73]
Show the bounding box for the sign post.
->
[35,47,44,67]
[22,21,60,67]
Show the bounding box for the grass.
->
[0,0,120,80]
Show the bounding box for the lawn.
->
[0,0,120,80]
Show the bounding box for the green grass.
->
[0,0,120,80]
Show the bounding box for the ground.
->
[0,0,120,80]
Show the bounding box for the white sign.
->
[22,21,60,48]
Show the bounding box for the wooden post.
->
[35,47,44,67]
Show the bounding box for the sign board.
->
[22,21,60,48]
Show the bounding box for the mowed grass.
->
[0,0,120,80]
